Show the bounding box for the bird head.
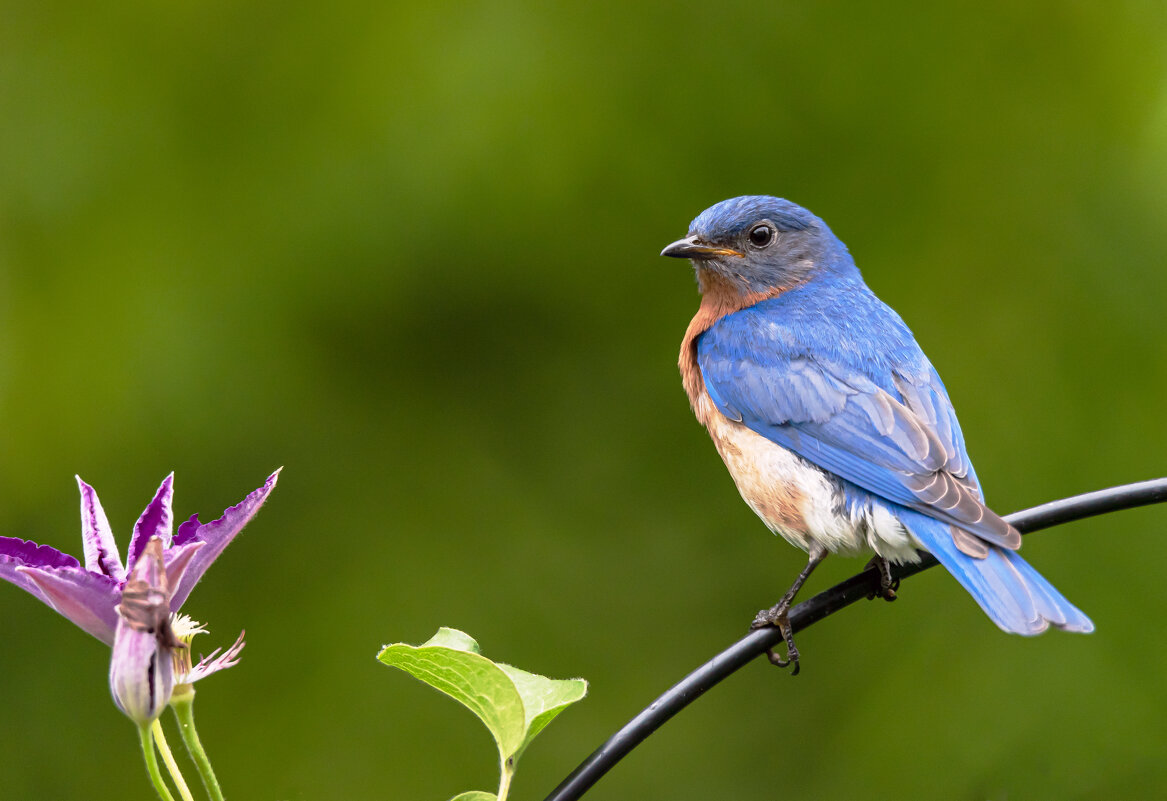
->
[661,196,848,295]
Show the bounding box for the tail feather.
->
[899,509,1094,635]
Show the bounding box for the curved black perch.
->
[543,477,1167,801]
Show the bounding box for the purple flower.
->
[0,470,279,646]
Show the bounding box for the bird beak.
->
[660,236,744,260]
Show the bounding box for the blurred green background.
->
[2,1,1166,799]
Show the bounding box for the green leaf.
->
[377,627,588,765]
[379,627,527,756]
[497,663,588,760]
[449,793,496,801]
[422,627,482,653]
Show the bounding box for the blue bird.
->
[662,196,1092,673]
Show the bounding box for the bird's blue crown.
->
[689,196,818,240]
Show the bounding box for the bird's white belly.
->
[703,403,924,563]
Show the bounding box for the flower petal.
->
[169,469,280,610]
[0,537,81,605]
[162,541,204,611]
[126,474,175,571]
[76,477,125,581]
[18,565,121,644]
[0,536,80,568]
[109,617,175,725]
[181,630,245,684]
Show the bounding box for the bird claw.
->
[765,645,800,674]
[751,603,784,630]
[751,604,801,676]
[865,556,900,602]
[750,547,825,677]
[867,581,899,602]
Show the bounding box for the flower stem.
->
[171,685,226,801]
[152,720,195,801]
[138,723,177,801]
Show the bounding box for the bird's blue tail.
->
[899,509,1094,635]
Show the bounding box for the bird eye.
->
[748,224,774,248]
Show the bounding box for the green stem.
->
[171,684,226,801]
[497,753,515,801]
[152,720,195,801]
[138,723,177,801]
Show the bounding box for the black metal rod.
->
[543,477,1167,801]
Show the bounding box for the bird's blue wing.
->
[697,291,1019,550]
